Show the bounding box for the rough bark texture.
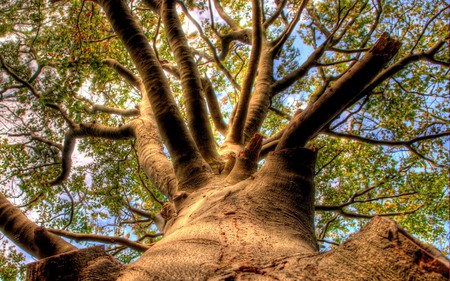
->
[26,213,449,280]
[23,142,449,281]
[26,246,122,281]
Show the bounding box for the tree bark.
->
[26,246,122,281]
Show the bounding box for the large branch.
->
[276,33,400,149]
[97,0,211,189]
[0,192,77,259]
[160,0,220,167]
[225,0,263,144]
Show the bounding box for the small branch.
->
[0,54,40,99]
[327,46,371,54]
[410,5,449,53]
[268,106,292,121]
[317,239,339,246]
[48,228,150,252]
[338,203,424,219]
[271,42,327,94]
[83,103,139,117]
[61,184,75,230]
[316,58,356,67]
[318,214,338,240]
[271,0,309,55]
[315,150,344,176]
[103,58,143,90]
[324,129,449,167]
[30,133,63,150]
[124,202,156,220]
[178,2,241,91]
[324,130,450,147]
[201,77,228,136]
[263,0,288,29]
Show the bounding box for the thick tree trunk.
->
[26,151,449,280]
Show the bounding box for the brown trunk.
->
[26,151,449,280]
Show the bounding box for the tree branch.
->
[48,228,150,252]
[212,0,240,31]
[271,0,308,55]
[225,0,263,144]
[276,33,400,149]
[98,0,211,190]
[0,192,77,259]
[324,129,449,167]
[83,103,139,117]
[263,0,288,29]
[102,58,142,90]
[50,123,136,185]
[161,0,221,168]
[177,1,241,91]
[271,41,327,94]
[201,77,228,136]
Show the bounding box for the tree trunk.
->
[26,151,449,280]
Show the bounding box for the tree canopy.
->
[0,0,448,279]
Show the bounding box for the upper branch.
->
[276,33,400,149]
[324,130,449,167]
[161,0,220,167]
[271,41,327,94]
[83,103,140,117]
[225,0,263,144]
[102,58,142,90]
[178,2,241,90]
[97,0,211,189]
[201,77,229,136]
[271,0,309,55]
[212,0,240,31]
[263,0,288,29]
[358,38,448,99]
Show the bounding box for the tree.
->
[0,0,448,279]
